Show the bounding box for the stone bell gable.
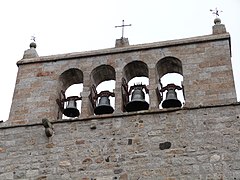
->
[0,18,239,179]
[8,32,236,124]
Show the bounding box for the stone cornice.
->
[17,33,231,65]
[1,101,239,129]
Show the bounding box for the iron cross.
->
[115,20,131,39]
[210,8,223,17]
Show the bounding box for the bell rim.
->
[125,100,149,112]
[94,105,114,115]
[63,108,80,117]
[162,99,182,109]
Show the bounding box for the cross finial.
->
[210,8,223,17]
[115,20,131,39]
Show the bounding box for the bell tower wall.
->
[7,33,236,125]
[1,19,240,179]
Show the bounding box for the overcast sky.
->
[0,0,239,121]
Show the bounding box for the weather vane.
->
[115,20,131,39]
[210,8,223,17]
[31,35,36,42]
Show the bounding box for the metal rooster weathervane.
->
[210,8,223,17]
[31,35,36,42]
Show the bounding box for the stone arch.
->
[57,68,83,118]
[122,61,149,112]
[156,56,182,79]
[59,68,83,91]
[156,56,184,109]
[123,60,149,83]
[90,65,116,115]
[91,65,116,87]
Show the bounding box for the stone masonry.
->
[7,32,236,125]
[0,19,239,179]
[1,105,240,180]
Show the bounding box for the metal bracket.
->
[128,83,149,95]
[156,79,163,103]
[121,78,129,110]
[160,83,182,93]
[89,85,98,109]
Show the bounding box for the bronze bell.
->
[63,96,80,117]
[94,91,114,115]
[126,86,149,112]
[162,85,182,108]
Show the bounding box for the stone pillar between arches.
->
[113,70,124,114]
[148,67,159,110]
[80,72,93,118]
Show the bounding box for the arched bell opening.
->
[89,65,116,115]
[122,61,149,112]
[159,73,184,109]
[62,84,83,119]
[156,56,185,109]
[56,68,83,119]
